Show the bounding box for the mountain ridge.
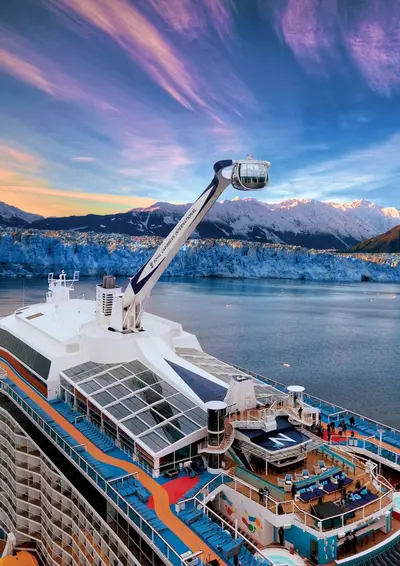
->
[351,224,400,253]
[0,202,42,227]
[26,197,400,250]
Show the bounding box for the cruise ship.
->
[0,158,399,566]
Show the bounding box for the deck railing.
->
[192,445,394,536]
[0,378,204,566]
[229,362,400,434]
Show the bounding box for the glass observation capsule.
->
[231,159,270,191]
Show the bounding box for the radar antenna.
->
[117,157,270,331]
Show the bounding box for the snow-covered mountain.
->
[29,198,400,250]
[0,202,42,227]
[0,229,399,282]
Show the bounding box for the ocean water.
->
[0,277,399,428]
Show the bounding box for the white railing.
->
[216,448,394,535]
[229,362,400,435]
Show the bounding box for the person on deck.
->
[278,526,285,546]
[291,484,297,499]
[349,416,355,428]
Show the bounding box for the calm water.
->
[0,277,399,428]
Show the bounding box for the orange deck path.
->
[0,362,223,566]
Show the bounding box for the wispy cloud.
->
[71,156,96,163]
[119,136,193,185]
[0,141,41,171]
[270,132,400,201]
[44,0,251,117]
[0,48,54,94]
[145,0,235,40]
[273,0,400,96]
[48,0,209,111]
[273,0,337,72]
[1,33,119,111]
[345,8,400,96]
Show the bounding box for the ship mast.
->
[113,157,270,332]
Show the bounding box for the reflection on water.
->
[0,276,399,427]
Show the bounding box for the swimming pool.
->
[261,548,305,566]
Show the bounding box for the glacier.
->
[0,228,399,282]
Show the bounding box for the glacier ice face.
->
[0,228,399,282]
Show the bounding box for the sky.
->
[1,0,400,217]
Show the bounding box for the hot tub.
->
[261,548,305,566]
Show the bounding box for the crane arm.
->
[118,156,270,331]
[122,160,234,330]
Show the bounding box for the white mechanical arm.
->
[120,157,270,331]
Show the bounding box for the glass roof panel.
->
[122,396,147,413]
[157,423,185,444]
[122,416,148,436]
[109,366,132,380]
[151,381,178,397]
[137,370,160,386]
[169,394,196,411]
[139,432,169,452]
[107,403,131,421]
[184,407,207,426]
[151,400,181,420]
[95,373,117,388]
[122,376,147,392]
[79,380,102,394]
[137,389,163,406]
[138,409,165,428]
[106,384,131,400]
[123,360,148,374]
[91,391,116,407]
[170,416,200,435]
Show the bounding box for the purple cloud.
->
[273,0,400,95]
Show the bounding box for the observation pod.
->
[232,156,270,191]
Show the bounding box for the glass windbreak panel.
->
[122,397,147,413]
[151,381,178,397]
[123,377,147,392]
[107,403,131,421]
[95,373,117,388]
[185,407,207,426]
[158,423,185,444]
[140,432,169,452]
[138,389,163,406]
[152,400,180,420]
[122,416,148,436]
[137,370,160,386]
[139,409,165,428]
[106,384,130,400]
[80,380,102,394]
[170,394,196,411]
[109,366,132,380]
[123,361,148,374]
[171,416,200,435]
[91,391,115,407]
